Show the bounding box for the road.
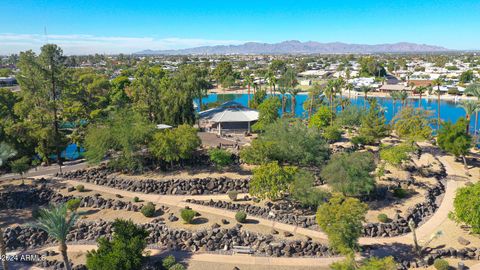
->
[0,160,87,181]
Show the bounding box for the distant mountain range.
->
[135,40,450,55]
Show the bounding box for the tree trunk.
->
[462,155,468,170]
[247,84,250,106]
[418,93,422,108]
[330,96,334,125]
[0,228,8,270]
[198,92,203,111]
[59,242,71,270]
[281,94,286,116]
[466,115,471,135]
[308,95,314,120]
[437,87,441,132]
[291,95,296,116]
[50,56,63,169]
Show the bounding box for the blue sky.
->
[1,0,479,54]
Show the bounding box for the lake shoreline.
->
[209,88,478,101]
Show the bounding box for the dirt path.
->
[36,244,346,268]
[59,150,474,248]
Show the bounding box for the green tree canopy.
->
[359,100,389,144]
[249,161,297,200]
[252,96,281,132]
[241,119,330,167]
[15,44,71,165]
[289,170,330,208]
[437,118,471,168]
[309,106,334,129]
[392,107,433,141]
[320,151,376,196]
[316,194,367,255]
[86,219,149,270]
[84,109,154,171]
[451,182,480,233]
[149,124,201,164]
[380,143,416,167]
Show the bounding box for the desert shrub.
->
[235,211,247,223]
[351,136,367,147]
[208,148,233,167]
[162,255,177,269]
[240,119,329,167]
[86,219,148,270]
[320,152,376,197]
[433,258,449,270]
[76,185,85,192]
[380,143,416,167]
[66,198,82,212]
[249,161,297,200]
[141,202,156,217]
[377,213,389,223]
[169,263,186,270]
[323,125,342,142]
[392,188,408,198]
[227,190,238,201]
[451,182,480,233]
[180,208,196,224]
[447,88,460,95]
[290,170,330,208]
[133,196,140,202]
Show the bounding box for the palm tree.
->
[334,77,345,99]
[266,71,276,95]
[346,83,354,99]
[416,86,427,109]
[433,77,444,131]
[278,86,288,116]
[306,84,322,119]
[325,80,337,124]
[398,91,408,108]
[465,83,480,137]
[289,88,301,117]
[243,73,253,106]
[389,91,399,117]
[458,100,479,135]
[340,98,351,111]
[29,204,78,270]
[360,86,371,109]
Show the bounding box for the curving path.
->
[17,148,475,267]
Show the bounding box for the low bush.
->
[208,148,233,168]
[75,185,85,192]
[393,187,408,198]
[169,263,186,270]
[235,211,247,223]
[133,196,140,202]
[377,213,389,223]
[351,136,367,147]
[323,125,342,142]
[180,208,197,224]
[66,198,82,212]
[433,258,449,270]
[141,202,156,217]
[227,190,238,201]
[162,255,176,269]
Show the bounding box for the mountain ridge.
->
[135,40,450,55]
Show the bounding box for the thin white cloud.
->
[0,33,249,55]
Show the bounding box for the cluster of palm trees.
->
[462,83,480,137]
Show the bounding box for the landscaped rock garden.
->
[4,219,335,258]
[59,167,250,195]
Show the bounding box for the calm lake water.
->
[198,93,479,134]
